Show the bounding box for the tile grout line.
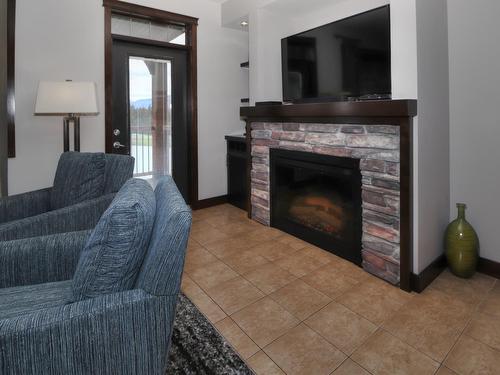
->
[345,325,386,375]
[405,279,490,366]
[212,316,262,361]
[325,294,443,374]
[247,350,290,375]
[229,305,301,350]
[268,286,333,322]
[346,354,377,375]
[186,243,292,356]
[458,281,500,355]
[327,356,350,375]
[184,242,271,368]
[379,327,441,365]
[460,332,500,355]
[373,293,462,365]
[181,275,228,323]
[334,291,413,328]
[180,280,262,365]
[432,279,496,370]
[190,234,288,318]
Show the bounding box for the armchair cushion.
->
[0,230,91,289]
[0,280,71,320]
[0,193,115,242]
[71,179,155,302]
[0,188,51,224]
[50,152,106,210]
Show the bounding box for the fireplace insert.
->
[270,149,362,265]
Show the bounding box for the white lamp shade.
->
[34,81,99,115]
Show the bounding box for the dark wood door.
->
[111,40,189,201]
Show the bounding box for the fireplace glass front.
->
[270,148,362,265]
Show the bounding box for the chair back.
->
[135,176,191,296]
[103,154,135,194]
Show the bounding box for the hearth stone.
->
[250,122,401,285]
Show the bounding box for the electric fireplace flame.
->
[288,193,345,235]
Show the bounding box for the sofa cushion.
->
[71,178,155,302]
[51,152,106,210]
[0,280,71,320]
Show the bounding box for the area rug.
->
[167,293,255,375]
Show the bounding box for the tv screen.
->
[281,6,391,102]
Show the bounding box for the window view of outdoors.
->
[129,56,172,178]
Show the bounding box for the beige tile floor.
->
[181,204,500,375]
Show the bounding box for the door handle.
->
[113,141,126,149]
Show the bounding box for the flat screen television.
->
[281,6,391,103]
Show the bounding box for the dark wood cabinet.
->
[226,135,248,211]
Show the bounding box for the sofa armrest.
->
[0,188,51,224]
[0,230,91,288]
[0,193,115,241]
[0,291,177,375]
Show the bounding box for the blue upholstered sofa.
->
[0,152,134,242]
[0,176,192,374]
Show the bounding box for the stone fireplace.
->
[250,121,401,284]
[241,100,416,290]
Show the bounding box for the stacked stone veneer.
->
[250,122,401,284]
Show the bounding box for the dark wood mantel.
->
[241,99,417,292]
[240,99,417,121]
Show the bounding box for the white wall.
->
[448,0,500,263]
[248,8,294,104]
[9,0,249,201]
[414,0,450,272]
[10,0,105,194]
[389,0,417,99]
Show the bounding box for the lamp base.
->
[63,116,81,152]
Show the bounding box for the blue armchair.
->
[0,152,134,241]
[0,176,192,374]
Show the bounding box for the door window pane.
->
[129,56,172,178]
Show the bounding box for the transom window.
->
[111,14,186,45]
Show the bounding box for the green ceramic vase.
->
[445,203,478,278]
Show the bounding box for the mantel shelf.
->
[240,99,417,120]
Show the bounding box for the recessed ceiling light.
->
[241,21,249,27]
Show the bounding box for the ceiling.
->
[219,0,351,30]
[264,0,347,16]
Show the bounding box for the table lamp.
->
[34,80,99,152]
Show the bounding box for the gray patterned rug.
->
[167,293,254,375]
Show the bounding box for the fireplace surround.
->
[241,100,417,291]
